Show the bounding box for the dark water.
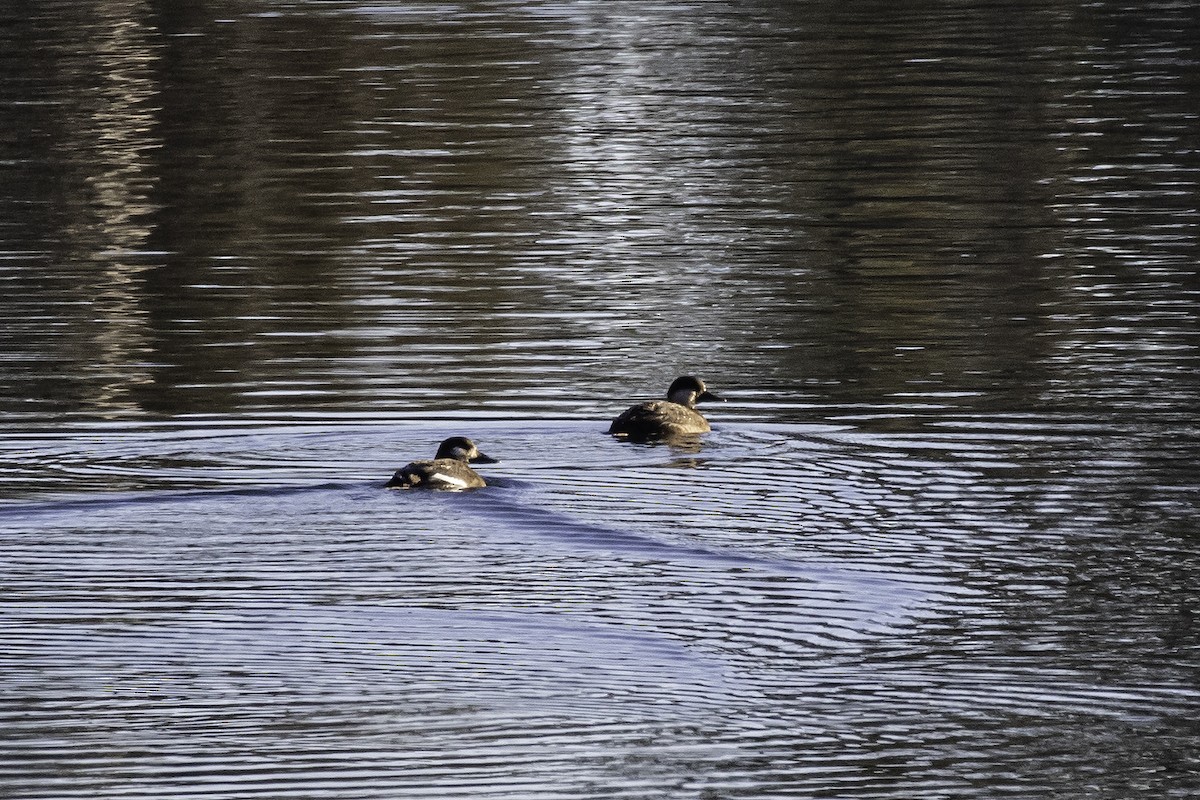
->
[3,1,1199,798]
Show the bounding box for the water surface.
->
[2,1,1199,798]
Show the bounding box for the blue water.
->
[4,415,1197,796]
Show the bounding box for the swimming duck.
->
[608,376,722,441]
[385,436,498,489]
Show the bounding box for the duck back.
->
[386,458,486,489]
[608,400,711,440]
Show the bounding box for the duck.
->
[385,436,498,489]
[608,376,723,441]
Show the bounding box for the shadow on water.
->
[1,457,952,609]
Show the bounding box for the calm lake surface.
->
[3,1,1199,797]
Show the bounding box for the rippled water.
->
[5,415,1198,797]
[3,1,1200,798]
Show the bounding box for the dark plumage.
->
[385,436,498,490]
[608,376,722,441]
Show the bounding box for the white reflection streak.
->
[559,16,681,242]
[66,4,163,414]
[552,10,730,368]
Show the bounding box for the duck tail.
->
[385,468,420,489]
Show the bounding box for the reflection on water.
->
[2,2,163,414]
[2,0,1196,419]
[2,1,1199,798]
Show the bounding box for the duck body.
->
[608,376,722,441]
[608,400,711,438]
[386,436,497,490]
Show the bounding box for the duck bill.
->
[698,391,723,403]
[470,452,499,464]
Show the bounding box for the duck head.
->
[666,376,722,409]
[434,436,499,464]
